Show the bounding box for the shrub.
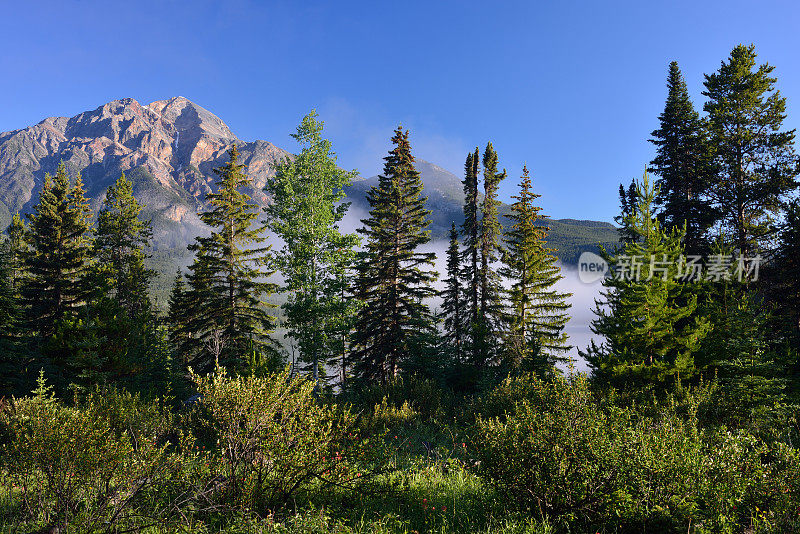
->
[471,373,800,532]
[189,367,380,515]
[0,372,180,532]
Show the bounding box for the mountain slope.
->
[0,97,617,296]
[344,159,618,263]
[0,96,291,246]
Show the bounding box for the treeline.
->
[2,43,800,534]
[0,111,570,399]
[582,44,800,436]
[0,44,798,418]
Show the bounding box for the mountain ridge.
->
[0,97,617,275]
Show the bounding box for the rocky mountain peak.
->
[0,97,290,239]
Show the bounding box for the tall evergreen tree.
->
[94,173,155,317]
[474,142,506,373]
[583,172,710,389]
[351,127,437,384]
[62,172,168,394]
[460,148,481,362]
[166,270,193,362]
[24,162,93,339]
[703,44,798,254]
[649,61,716,253]
[180,146,277,373]
[441,222,465,362]
[500,166,571,375]
[615,179,638,245]
[265,111,360,388]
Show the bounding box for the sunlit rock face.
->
[0,96,290,245]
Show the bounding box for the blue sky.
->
[2,0,799,222]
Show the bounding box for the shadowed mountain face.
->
[344,158,619,264]
[0,97,617,272]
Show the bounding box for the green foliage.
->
[475,143,506,373]
[0,373,181,532]
[93,172,156,317]
[650,61,716,254]
[500,166,571,375]
[176,146,278,373]
[23,162,93,340]
[265,111,360,388]
[697,265,792,439]
[189,367,376,514]
[473,372,800,532]
[703,44,798,254]
[441,222,466,364]
[583,172,710,389]
[351,127,437,385]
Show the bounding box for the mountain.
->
[0,97,617,302]
[345,159,619,264]
[0,97,291,248]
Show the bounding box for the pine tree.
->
[265,111,360,388]
[500,166,571,375]
[24,162,93,339]
[0,240,22,396]
[93,172,155,317]
[475,142,506,373]
[583,172,710,389]
[441,222,465,362]
[63,172,168,394]
[460,148,481,365]
[181,146,277,373]
[649,61,716,253]
[615,180,638,245]
[351,127,437,385]
[703,44,798,254]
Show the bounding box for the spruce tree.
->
[583,172,710,389]
[615,180,638,245]
[441,222,465,362]
[166,271,193,362]
[351,127,437,384]
[649,61,716,253]
[460,148,481,364]
[475,142,506,374]
[703,44,798,254]
[94,173,155,317]
[181,146,277,373]
[64,172,167,393]
[500,166,571,375]
[24,162,93,339]
[265,111,360,388]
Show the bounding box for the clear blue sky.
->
[3,0,799,222]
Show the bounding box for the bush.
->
[189,367,381,516]
[0,373,181,532]
[471,373,800,532]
